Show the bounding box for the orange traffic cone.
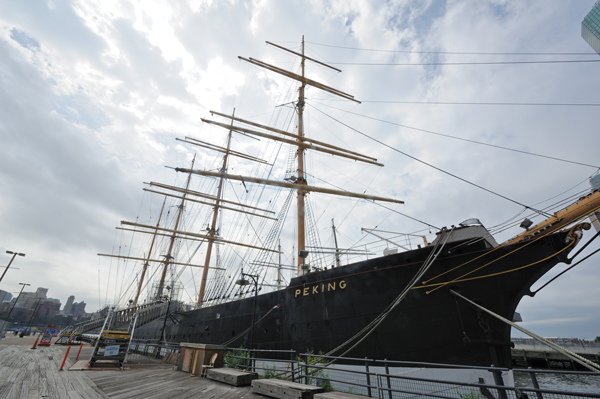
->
[31,335,40,350]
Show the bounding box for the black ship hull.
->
[135,229,576,368]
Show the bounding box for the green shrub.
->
[298,350,334,392]
[224,347,250,370]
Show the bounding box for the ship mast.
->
[157,156,196,298]
[197,110,235,307]
[133,196,167,307]
[180,36,404,292]
[297,36,307,276]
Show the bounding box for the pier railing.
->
[124,338,180,367]
[223,348,600,399]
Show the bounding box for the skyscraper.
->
[582,1,600,55]
[63,295,75,314]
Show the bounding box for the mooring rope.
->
[324,226,456,359]
[450,289,600,372]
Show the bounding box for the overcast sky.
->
[1,0,599,339]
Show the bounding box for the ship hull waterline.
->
[134,229,576,368]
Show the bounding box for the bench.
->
[251,379,325,399]
[314,392,365,398]
[206,367,258,386]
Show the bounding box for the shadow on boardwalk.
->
[0,339,260,399]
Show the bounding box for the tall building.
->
[0,289,11,303]
[16,287,48,309]
[71,301,87,317]
[582,1,600,55]
[63,295,75,314]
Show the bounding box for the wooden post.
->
[297,36,307,276]
[198,110,235,307]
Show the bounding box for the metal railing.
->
[224,347,298,381]
[125,339,180,367]
[221,348,600,399]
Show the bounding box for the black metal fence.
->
[223,348,600,399]
[125,339,180,366]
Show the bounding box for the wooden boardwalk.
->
[0,344,107,399]
[0,337,262,399]
[87,368,259,399]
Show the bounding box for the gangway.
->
[55,300,169,344]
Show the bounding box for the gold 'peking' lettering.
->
[294,280,347,297]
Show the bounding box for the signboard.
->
[104,345,120,357]
[38,325,57,347]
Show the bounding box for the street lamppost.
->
[23,298,43,337]
[157,286,171,359]
[236,270,259,371]
[0,251,25,283]
[4,283,30,332]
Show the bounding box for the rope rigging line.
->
[416,238,576,292]
[309,104,556,217]
[355,100,600,107]
[328,60,600,66]
[533,230,600,294]
[324,226,455,359]
[419,202,600,290]
[311,101,600,169]
[450,289,600,372]
[303,41,599,56]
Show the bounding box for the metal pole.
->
[157,295,171,359]
[4,283,30,325]
[490,364,508,399]
[384,359,392,399]
[527,367,544,399]
[0,251,25,283]
[24,299,42,335]
[0,253,17,283]
[290,350,296,382]
[250,276,257,351]
[365,357,372,398]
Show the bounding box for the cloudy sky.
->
[1,0,599,339]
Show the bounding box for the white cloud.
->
[0,0,599,343]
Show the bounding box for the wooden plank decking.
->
[0,337,263,399]
[87,367,259,399]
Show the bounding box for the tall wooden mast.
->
[297,36,307,275]
[157,155,196,298]
[198,37,403,279]
[197,110,235,307]
[133,196,167,307]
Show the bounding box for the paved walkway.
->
[0,337,261,399]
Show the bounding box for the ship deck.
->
[0,336,261,398]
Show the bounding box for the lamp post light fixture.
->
[0,251,25,283]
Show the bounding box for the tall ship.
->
[96,38,600,369]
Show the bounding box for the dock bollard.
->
[31,336,40,350]
[59,346,72,371]
[75,342,83,361]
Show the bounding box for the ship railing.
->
[124,338,180,367]
[225,347,298,381]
